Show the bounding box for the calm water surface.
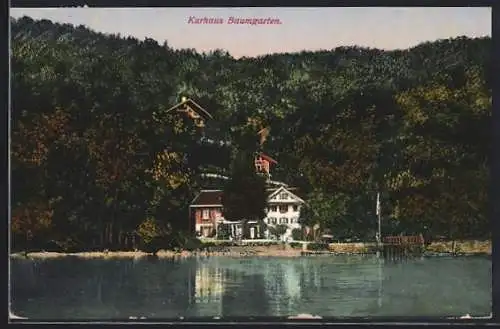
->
[10,255,491,320]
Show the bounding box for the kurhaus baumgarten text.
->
[187,16,283,25]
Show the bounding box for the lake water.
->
[10,255,491,320]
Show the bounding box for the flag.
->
[376,192,381,216]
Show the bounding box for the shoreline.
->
[10,243,491,260]
[10,249,304,259]
[9,251,491,260]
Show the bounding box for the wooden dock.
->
[382,235,425,259]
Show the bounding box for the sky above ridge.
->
[10,7,491,58]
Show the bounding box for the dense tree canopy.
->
[10,16,491,251]
[222,150,268,238]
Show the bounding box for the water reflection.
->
[191,256,389,317]
[193,258,224,316]
[377,255,382,309]
[10,255,491,320]
[195,260,225,302]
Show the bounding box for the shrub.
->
[141,237,163,254]
[275,224,288,239]
[291,228,304,241]
[139,229,203,254]
[52,237,85,253]
[137,217,172,253]
[289,242,302,249]
[183,237,203,251]
[41,240,65,252]
[216,241,236,247]
[216,224,231,240]
[201,241,217,249]
[307,242,329,251]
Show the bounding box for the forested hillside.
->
[10,16,491,251]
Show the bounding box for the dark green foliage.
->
[166,231,202,251]
[216,224,231,240]
[140,237,166,255]
[291,228,304,241]
[222,151,267,238]
[10,16,491,252]
[200,241,217,249]
[306,243,330,251]
[182,237,203,252]
[273,224,288,239]
[214,241,238,247]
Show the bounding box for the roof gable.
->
[267,186,305,203]
[166,97,214,120]
[190,190,223,206]
[257,153,278,164]
[266,188,279,197]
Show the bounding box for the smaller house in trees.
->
[166,96,213,128]
[255,152,278,180]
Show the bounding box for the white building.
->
[264,186,305,241]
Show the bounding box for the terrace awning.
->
[216,218,243,225]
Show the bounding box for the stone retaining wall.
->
[426,240,491,255]
[327,243,378,254]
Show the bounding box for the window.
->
[279,193,289,200]
[293,205,299,212]
[291,217,298,224]
[202,209,210,219]
[270,206,277,212]
[271,217,277,224]
[279,205,288,213]
[280,218,288,224]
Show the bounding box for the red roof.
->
[257,153,278,164]
[191,190,223,206]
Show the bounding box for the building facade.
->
[189,190,223,238]
[189,186,305,241]
[264,186,305,241]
